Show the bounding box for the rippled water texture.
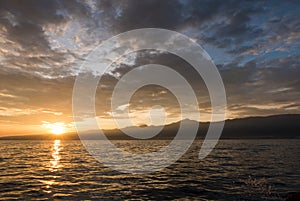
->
[0,139,299,200]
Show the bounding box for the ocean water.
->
[0,139,299,200]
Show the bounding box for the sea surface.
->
[0,139,299,200]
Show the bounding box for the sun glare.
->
[51,125,65,135]
[43,122,66,135]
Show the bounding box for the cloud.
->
[1,0,299,75]
[0,0,299,133]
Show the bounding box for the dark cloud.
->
[1,0,299,71]
[113,0,183,31]
[0,0,64,50]
[0,0,110,77]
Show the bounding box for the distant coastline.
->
[1,114,299,140]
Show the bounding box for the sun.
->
[51,124,65,135]
[43,122,66,135]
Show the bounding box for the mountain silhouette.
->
[1,114,299,140]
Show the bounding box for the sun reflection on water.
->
[41,140,63,194]
[49,139,62,172]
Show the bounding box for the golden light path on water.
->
[50,139,62,172]
[42,139,62,194]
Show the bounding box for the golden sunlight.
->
[42,122,66,135]
[50,124,65,135]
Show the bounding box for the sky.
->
[0,0,299,135]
